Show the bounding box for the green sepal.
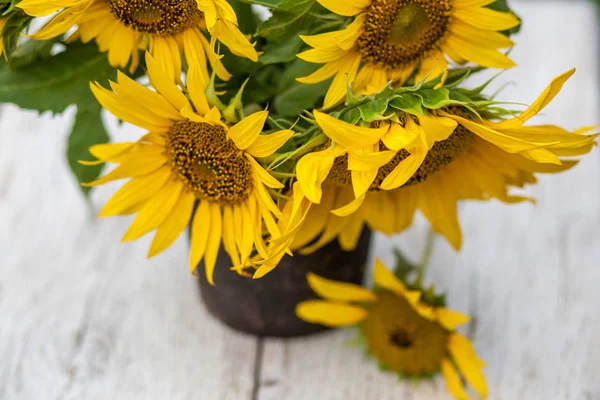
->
[388,93,424,115]
[1,9,33,60]
[392,247,417,282]
[223,77,250,123]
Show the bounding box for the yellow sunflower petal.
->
[228,110,269,150]
[296,149,337,204]
[307,273,376,302]
[296,300,368,327]
[204,203,223,285]
[441,359,470,400]
[186,64,211,115]
[453,6,520,31]
[145,52,190,111]
[189,200,211,274]
[148,190,196,257]
[418,176,462,250]
[418,115,458,149]
[122,179,184,242]
[314,110,388,150]
[415,51,448,83]
[351,169,378,198]
[496,69,576,128]
[221,205,240,267]
[331,193,365,217]
[347,149,396,171]
[373,258,408,295]
[379,147,427,191]
[246,154,284,189]
[443,35,515,69]
[322,53,362,109]
[100,167,172,217]
[436,308,472,331]
[381,122,420,151]
[317,0,371,16]
[448,333,488,398]
[246,129,294,158]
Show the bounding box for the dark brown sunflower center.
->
[105,0,203,35]
[357,0,452,69]
[363,291,449,375]
[165,120,253,205]
[390,329,414,348]
[326,120,474,190]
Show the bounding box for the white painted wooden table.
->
[1,1,599,399]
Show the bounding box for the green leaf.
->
[1,10,33,58]
[0,41,117,114]
[67,104,109,197]
[415,88,450,109]
[388,93,423,115]
[259,35,304,65]
[228,0,259,34]
[357,97,389,122]
[7,38,57,69]
[241,0,281,7]
[274,79,330,117]
[256,0,316,41]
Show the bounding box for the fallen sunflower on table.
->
[293,69,598,253]
[296,258,485,400]
[81,52,293,284]
[298,0,520,108]
[17,0,257,79]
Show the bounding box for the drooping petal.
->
[296,149,337,204]
[148,190,196,257]
[495,69,576,128]
[189,200,211,274]
[314,110,389,150]
[296,300,368,327]
[100,167,172,217]
[122,179,184,242]
[204,203,223,285]
[306,273,377,302]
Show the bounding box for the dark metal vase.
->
[197,228,372,337]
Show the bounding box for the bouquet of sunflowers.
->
[1,0,597,398]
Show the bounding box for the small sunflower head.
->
[296,258,487,399]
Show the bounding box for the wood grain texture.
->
[0,1,599,399]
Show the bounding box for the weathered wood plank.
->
[256,1,600,399]
[0,109,257,400]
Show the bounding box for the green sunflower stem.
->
[415,228,436,288]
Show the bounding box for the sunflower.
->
[298,0,520,108]
[296,259,485,400]
[294,70,598,251]
[17,0,257,80]
[81,52,293,284]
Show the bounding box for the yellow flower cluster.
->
[5,1,598,398]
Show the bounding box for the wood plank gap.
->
[251,337,265,400]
